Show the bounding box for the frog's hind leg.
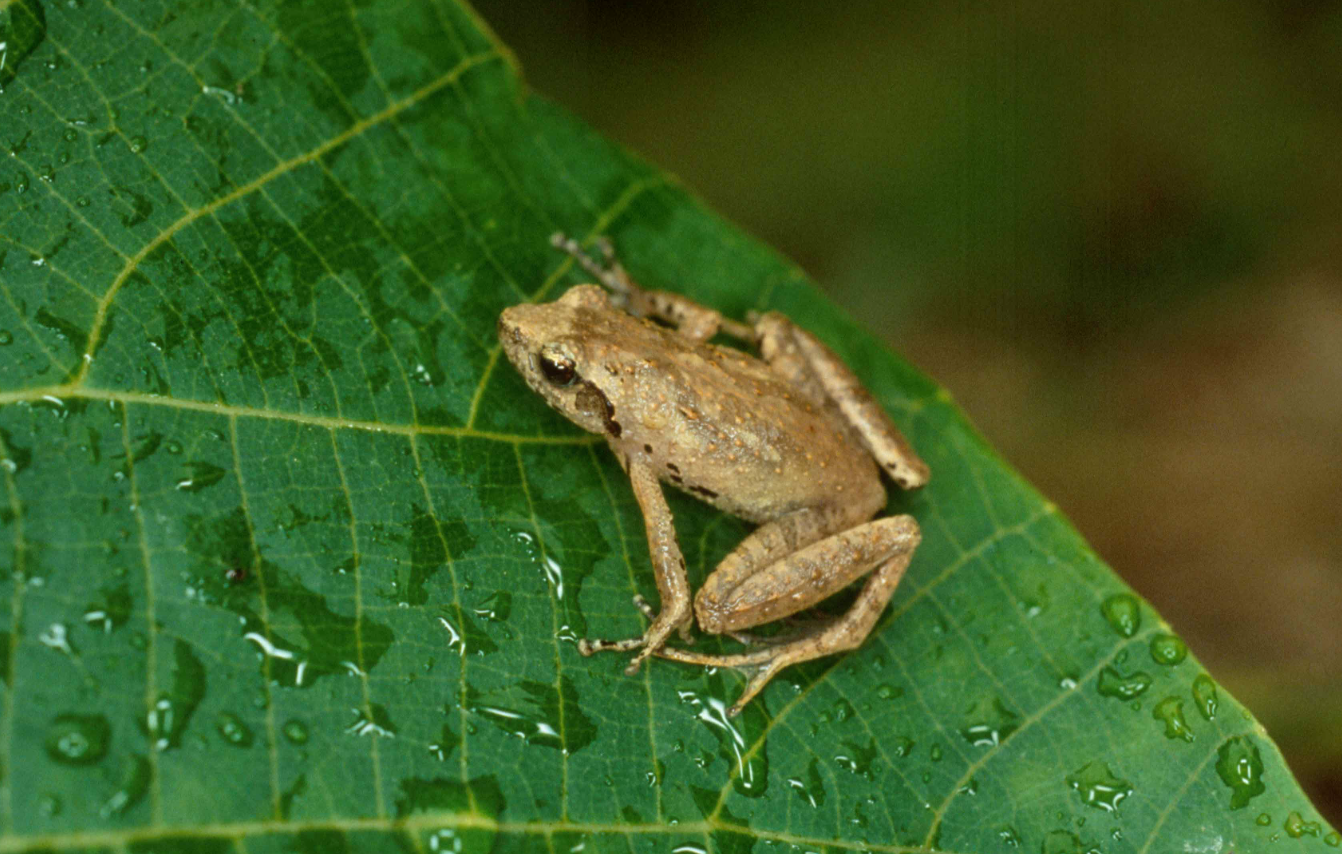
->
[660,514,921,715]
[754,313,930,490]
[550,232,753,343]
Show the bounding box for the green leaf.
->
[0,1,1333,852]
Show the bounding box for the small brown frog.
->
[498,234,929,714]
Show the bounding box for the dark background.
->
[473,0,1342,823]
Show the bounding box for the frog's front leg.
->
[659,513,921,715]
[577,456,694,674]
[551,232,755,343]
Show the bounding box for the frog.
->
[497,233,930,715]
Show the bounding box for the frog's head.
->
[498,285,624,438]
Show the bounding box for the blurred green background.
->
[472,0,1342,823]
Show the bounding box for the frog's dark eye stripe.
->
[538,353,577,386]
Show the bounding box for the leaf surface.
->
[0,1,1334,852]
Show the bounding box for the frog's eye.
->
[538,353,577,386]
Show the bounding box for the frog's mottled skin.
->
[498,235,929,714]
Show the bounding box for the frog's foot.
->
[550,232,638,300]
[656,548,915,715]
[576,594,693,671]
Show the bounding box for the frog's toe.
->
[632,593,657,621]
[577,636,644,657]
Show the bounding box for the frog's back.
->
[598,318,884,522]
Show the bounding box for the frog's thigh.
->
[698,514,920,634]
[694,505,858,633]
[754,313,930,489]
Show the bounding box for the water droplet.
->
[0,330,11,345]
[1042,829,1083,854]
[99,754,151,817]
[960,696,1020,746]
[998,825,1022,847]
[1096,665,1152,701]
[831,697,855,722]
[144,640,205,751]
[1325,831,1341,847]
[891,735,914,757]
[38,622,74,655]
[1284,811,1322,838]
[1149,633,1187,666]
[471,590,512,622]
[128,136,148,153]
[1100,593,1140,637]
[282,719,309,744]
[1215,735,1266,809]
[875,683,903,700]
[215,712,253,747]
[82,582,131,633]
[201,84,237,104]
[165,439,182,454]
[37,793,61,817]
[1192,673,1217,721]
[175,460,226,492]
[44,713,110,765]
[1151,696,1194,742]
[1067,761,1133,813]
[786,757,825,808]
[463,678,594,755]
[678,684,768,797]
[1256,813,1272,826]
[930,743,943,762]
[345,704,397,738]
[0,0,47,88]
[834,738,876,779]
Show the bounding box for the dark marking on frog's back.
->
[690,484,719,499]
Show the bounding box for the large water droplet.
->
[1100,594,1140,637]
[0,0,47,88]
[144,640,205,751]
[1324,830,1341,847]
[1192,673,1218,721]
[1151,696,1194,742]
[1215,735,1265,809]
[997,825,1022,847]
[1066,761,1133,813]
[463,679,594,755]
[1149,633,1187,666]
[1096,665,1152,701]
[45,713,110,765]
[678,685,768,798]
